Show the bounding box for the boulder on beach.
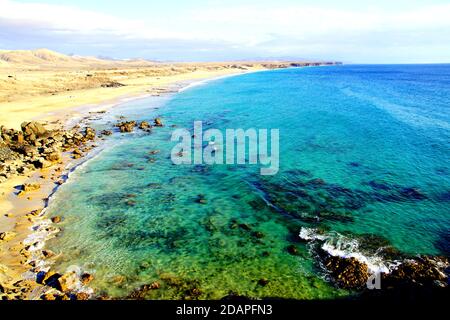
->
[0,231,16,241]
[22,183,41,192]
[21,121,48,141]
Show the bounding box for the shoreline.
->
[0,67,268,299]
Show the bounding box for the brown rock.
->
[21,121,48,139]
[42,293,58,300]
[154,118,163,127]
[258,278,269,286]
[287,245,299,256]
[51,216,62,223]
[57,271,78,292]
[75,292,90,300]
[100,130,112,136]
[46,151,61,162]
[150,281,160,289]
[116,121,136,133]
[0,231,16,241]
[22,183,40,192]
[324,256,369,289]
[81,273,94,285]
[139,121,151,129]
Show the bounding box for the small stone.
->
[42,250,55,258]
[81,273,94,285]
[258,278,269,286]
[0,231,16,241]
[75,292,90,300]
[154,118,163,127]
[100,130,113,136]
[239,223,251,231]
[252,231,265,239]
[42,293,58,300]
[150,281,160,289]
[22,183,40,192]
[287,245,299,255]
[51,216,62,223]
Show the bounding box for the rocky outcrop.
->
[0,122,98,184]
[154,118,163,127]
[21,121,48,142]
[116,121,136,133]
[321,253,448,292]
[383,255,448,288]
[324,256,369,289]
[139,121,152,132]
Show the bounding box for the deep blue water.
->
[45,65,450,299]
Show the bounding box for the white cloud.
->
[1,0,449,62]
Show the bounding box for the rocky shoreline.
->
[299,227,449,298]
[0,113,167,300]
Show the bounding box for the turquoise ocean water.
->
[45,65,450,299]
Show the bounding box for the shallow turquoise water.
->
[45,65,450,299]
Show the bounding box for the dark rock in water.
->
[398,187,427,200]
[139,121,151,130]
[258,278,269,286]
[81,273,94,285]
[438,191,450,202]
[127,282,159,300]
[100,130,113,136]
[356,233,402,260]
[42,272,63,289]
[84,127,96,140]
[285,169,312,178]
[116,121,136,133]
[308,178,326,186]
[287,245,300,256]
[147,183,162,189]
[51,216,62,223]
[435,230,450,256]
[383,255,449,288]
[196,194,207,204]
[324,255,369,289]
[154,118,163,127]
[191,165,209,174]
[239,223,252,231]
[349,162,361,167]
[247,198,267,211]
[367,180,391,191]
[126,200,137,206]
[252,231,265,239]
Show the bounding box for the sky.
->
[1,0,450,63]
